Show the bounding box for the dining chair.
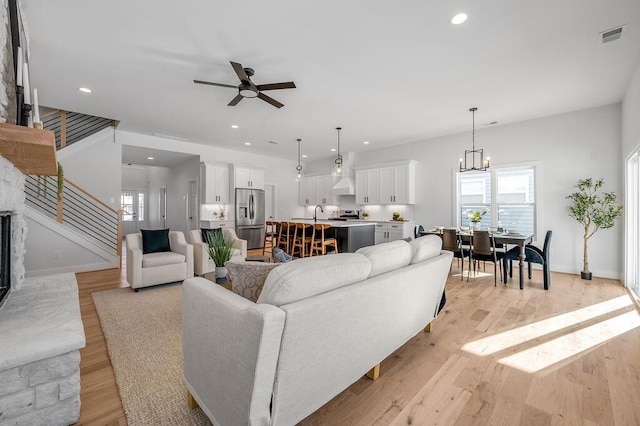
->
[310,223,339,256]
[414,225,425,239]
[503,230,553,290]
[441,228,468,280]
[469,230,505,285]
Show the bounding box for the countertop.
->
[286,219,377,228]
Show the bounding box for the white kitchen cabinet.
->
[374,221,416,244]
[355,169,380,204]
[378,163,415,204]
[200,220,234,230]
[200,163,230,204]
[299,175,337,206]
[299,176,318,205]
[234,167,264,189]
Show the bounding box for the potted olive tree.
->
[207,231,234,282]
[566,178,622,280]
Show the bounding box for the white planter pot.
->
[215,266,227,279]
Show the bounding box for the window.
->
[458,166,536,236]
[121,191,145,222]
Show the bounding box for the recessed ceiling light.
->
[147,156,154,160]
[451,13,468,25]
[363,141,370,145]
[302,154,308,158]
[231,124,239,129]
[244,142,251,146]
[78,87,92,93]
[331,148,336,152]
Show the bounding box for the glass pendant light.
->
[295,138,303,181]
[331,127,343,177]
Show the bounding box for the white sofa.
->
[189,228,248,276]
[182,235,452,425]
[126,231,193,291]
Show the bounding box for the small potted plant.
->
[566,178,622,280]
[362,211,369,220]
[466,207,487,230]
[207,231,234,281]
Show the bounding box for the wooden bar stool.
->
[276,222,293,254]
[310,224,339,256]
[291,223,313,258]
[263,220,279,255]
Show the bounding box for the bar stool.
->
[310,224,339,256]
[276,222,293,254]
[291,223,313,258]
[262,220,279,255]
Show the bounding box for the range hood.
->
[332,177,355,195]
[331,152,356,195]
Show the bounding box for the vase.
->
[471,221,480,231]
[215,266,227,279]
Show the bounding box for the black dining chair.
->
[503,230,553,290]
[442,228,469,280]
[414,225,424,239]
[469,230,505,285]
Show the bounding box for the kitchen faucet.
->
[313,205,324,222]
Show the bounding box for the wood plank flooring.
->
[74,253,640,425]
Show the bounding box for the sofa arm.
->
[170,231,194,278]
[183,278,285,426]
[233,238,248,259]
[126,246,142,288]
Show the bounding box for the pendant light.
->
[459,107,490,172]
[295,138,303,181]
[331,127,343,177]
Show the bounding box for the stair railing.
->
[41,109,117,150]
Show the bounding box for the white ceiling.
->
[21,0,640,162]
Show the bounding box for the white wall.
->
[165,156,200,237]
[116,131,304,222]
[352,104,622,279]
[57,127,121,208]
[623,60,640,158]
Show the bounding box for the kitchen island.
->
[287,219,376,253]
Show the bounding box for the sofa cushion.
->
[356,240,412,278]
[201,228,222,245]
[141,228,170,254]
[257,253,371,307]
[409,235,442,264]
[142,251,186,268]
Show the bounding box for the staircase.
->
[23,109,123,270]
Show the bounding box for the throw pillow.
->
[141,229,170,254]
[201,228,222,245]
[273,247,295,263]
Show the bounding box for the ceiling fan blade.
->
[193,80,237,89]
[228,94,244,106]
[258,92,284,109]
[230,61,250,83]
[257,82,296,91]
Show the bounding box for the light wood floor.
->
[74,253,640,425]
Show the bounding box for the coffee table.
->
[202,271,232,291]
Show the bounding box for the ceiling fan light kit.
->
[194,61,296,108]
[459,107,491,172]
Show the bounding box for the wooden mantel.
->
[0,122,57,175]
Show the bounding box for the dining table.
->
[421,229,534,289]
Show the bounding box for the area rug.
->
[92,283,212,426]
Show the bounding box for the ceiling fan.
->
[194,61,296,109]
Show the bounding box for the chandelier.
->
[331,127,343,177]
[295,138,303,181]
[459,107,490,172]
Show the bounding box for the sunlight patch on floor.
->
[461,295,632,356]
[498,309,640,373]
[453,271,493,279]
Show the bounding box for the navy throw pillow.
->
[141,229,171,254]
[201,228,223,245]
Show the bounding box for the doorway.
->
[265,184,276,220]
[188,180,198,232]
[160,187,167,229]
[121,190,148,235]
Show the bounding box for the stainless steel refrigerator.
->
[235,188,265,250]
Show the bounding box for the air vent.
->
[268,140,279,144]
[600,25,625,44]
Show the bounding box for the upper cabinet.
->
[355,169,380,205]
[234,166,264,189]
[200,163,230,204]
[298,175,338,206]
[356,160,416,205]
[378,163,415,204]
